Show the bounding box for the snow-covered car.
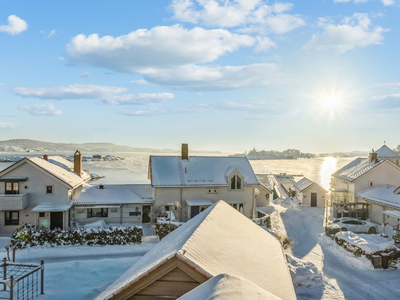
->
[334,219,378,234]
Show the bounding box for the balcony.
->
[0,193,29,210]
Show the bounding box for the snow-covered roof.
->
[185,199,213,206]
[73,184,154,205]
[383,210,400,218]
[294,177,327,193]
[96,201,295,300]
[0,156,90,189]
[178,273,282,300]
[150,156,259,187]
[31,202,72,212]
[332,158,382,182]
[356,185,400,209]
[376,145,400,159]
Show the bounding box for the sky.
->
[1,0,400,153]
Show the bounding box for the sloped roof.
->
[178,273,282,300]
[32,202,72,212]
[294,177,327,193]
[96,201,295,300]
[150,156,258,187]
[376,145,400,159]
[356,185,400,209]
[332,158,382,182]
[73,184,154,205]
[0,156,90,189]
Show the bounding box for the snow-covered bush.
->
[253,216,271,228]
[154,221,181,240]
[335,232,399,264]
[10,224,142,249]
[325,224,341,236]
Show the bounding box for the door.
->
[50,212,63,230]
[311,193,317,207]
[142,205,151,223]
[191,206,200,219]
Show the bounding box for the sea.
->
[0,152,355,191]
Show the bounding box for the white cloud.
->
[0,15,28,35]
[254,36,276,52]
[334,0,395,5]
[121,108,169,116]
[79,72,90,78]
[0,82,3,86]
[20,103,63,116]
[373,82,400,89]
[371,93,400,100]
[48,29,56,37]
[170,0,305,34]
[66,25,255,73]
[12,84,127,100]
[303,13,389,53]
[101,93,175,105]
[0,122,16,128]
[381,0,395,5]
[131,79,150,85]
[140,63,284,90]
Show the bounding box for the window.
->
[230,203,244,213]
[230,175,242,190]
[39,212,45,218]
[5,182,19,195]
[129,212,141,216]
[46,186,53,194]
[5,211,19,225]
[207,189,218,194]
[87,208,108,218]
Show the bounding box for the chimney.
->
[181,143,189,160]
[74,150,82,177]
[43,154,48,161]
[369,151,378,164]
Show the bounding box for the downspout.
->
[180,188,183,222]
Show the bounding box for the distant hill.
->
[232,148,316,160]
[0,139,221,154]
[318,150,370,157]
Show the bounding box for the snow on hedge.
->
[336,232,397,254]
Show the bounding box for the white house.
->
[148,144,262,221]
[95,201,296,300]
[294,177,327,207]
[71,184,154,225]
[0,151,90,235]
[330,146,400,221]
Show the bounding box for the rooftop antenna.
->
[384,141,386,145]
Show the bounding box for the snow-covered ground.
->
[0,239,154,299]
[271,202,400,300]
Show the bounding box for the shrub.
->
[10,224,142,249]
[325,225,341,236]
[154,222,180,240]
[276,234,294,250]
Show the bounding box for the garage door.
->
[371,204,384,224]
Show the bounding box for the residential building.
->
[148,144,263,221]
[0,151,90,235]
[330,145,400,221]
[294,177,327,207]
[96,201,296,300]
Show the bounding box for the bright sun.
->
[324,97,339,110]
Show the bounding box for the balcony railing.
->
[0,193,29,210]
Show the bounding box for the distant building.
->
[148,144,266,221]
[294,177,327,207]
[95,201,296,300]
[330,145,400,222]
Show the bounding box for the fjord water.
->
[0,153,354,190]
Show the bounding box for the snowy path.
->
[277,204,400,300]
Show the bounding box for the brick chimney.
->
[43,154,48,161]
[181,143,189,160]
[369,150,378,164]
[74,150,82,177]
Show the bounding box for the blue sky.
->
[1,0,399,153]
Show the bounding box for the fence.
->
[0,258,44,300]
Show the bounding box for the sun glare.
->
[325,97,339,110]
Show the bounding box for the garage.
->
[370,204,384,224]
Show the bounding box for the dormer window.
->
[230,175,242,190]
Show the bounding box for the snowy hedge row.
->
[10,225,142,249]
[155,223,180,240]
[253,215,271,228]
[335,233,398,261]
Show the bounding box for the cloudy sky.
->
[1,0,399,153]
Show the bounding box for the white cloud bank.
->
[140,63,283,90]
[12,84,174,105]
[0,122,17,128]
[170,0,305,34]
[66,25,255,73]
[303,13,389,53]
[373,82,400,89]
[20,103,63,116]
[333,0,396,6]
[0,15,28,35]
